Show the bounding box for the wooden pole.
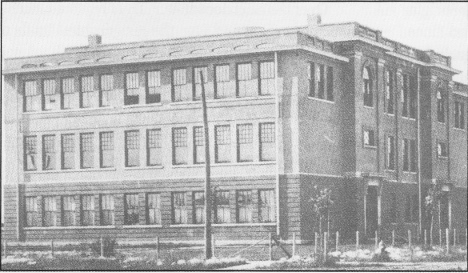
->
[100,237,104,257]
[323,232,328,261]
[335,231,339,252]
[200,71,213,260]
[51,239,54,257]
[446,228,450,254]
[424,229,427,247]
[156,236,160,261]
[356,231,359,250]
[408,230,412,248]
[375,230,378,249]
[392,230,395,246]
[269,233,273,261]
[314,232,318,257]
[292,232,296,256]
[453,229,456,247]
[439,229,442,247]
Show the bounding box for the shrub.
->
[90,237,117,257]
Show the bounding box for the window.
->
[215,65,232,98]
[237,124,253,162]
[363,129,375,147]
[43,79,57,111]
[308,62,316,97]
[259,190,275,223]
[403,139,417,172]
[42,135,56,170]
[215,125,231,163]
[173,128,188,165]
[363,67,373,107]
[61,78,75,109]
[390,193,397,223]
[317,64,325,99]
[172,192,188,224]
[412,194,419,223]
[61,134,74,169]
[402,75,416,118]
[125,72,139,105]
[437,89,445,123]
[386,135,395,170]
[24,136,37,171]
[402,74,409,117]
[80,76,94,108]
[147,193,161,225]
[193,192,205,224]
[259,61,275,95]
[237,190,253,223]
[100,195,114,226]
[62,196,76,226]
[172,68,188,102]
[193,127,205,164]
[385,70,395,114]
[147,129,162,166]
[193,67,208,100]
[81,195,95,226]
[437,141,447,158]
[100,74,114,107]
[237,63,253,97]
[125,130,140,167]
[409,76,417,119]
[124,194,139,225]
[43,196,58,227]
[80,133,94,169]
[326,66,334,101]
[100,132,114,168]
[147,71,162,104]
[215,191,230,223]
[455,101,465,129]
[24,80,40,112]
[25,197,39,227]
[260,123,276,161]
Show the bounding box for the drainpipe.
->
[417,67,422,239]
[15,74,22,241]
[274,51,281,237]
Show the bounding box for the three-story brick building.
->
[2,15,467,243]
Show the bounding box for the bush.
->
[90,237,117,257]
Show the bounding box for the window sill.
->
[124,166,164,170]
[384,169,396,172]
[363,145,377,149]
[24,107,117,115]
[402,171,417,174]
[401,117,416,121]
[122,225,162,229]
[123,103,163,109]
[172,161,275,168]
[385,113,395,116]
[24,226,116,230]
[437,156,448,160]
[167,223,276,228]
[170,96,274,106]
[307,97,334,104]
[453,127,466,132]
[25,168,117,174]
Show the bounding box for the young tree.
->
[424,182,442,247]
[309,186,334,244]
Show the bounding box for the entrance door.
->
[366,186,378,237]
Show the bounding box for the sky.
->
[2,2,468,83]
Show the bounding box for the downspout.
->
[417,67,422,239]
[15,73,22,241]
[274,51,281,237]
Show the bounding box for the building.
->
[2,15,467,243]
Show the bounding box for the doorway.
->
[366,186,378,237]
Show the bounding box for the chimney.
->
[307,14,322,31]
[88,35,102,47]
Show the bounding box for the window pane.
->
[259,190,275,223]
[100,132,114,168]
[43,197,58,227]
[24,136,37,171]
[81,195,95,226]
[62,134,75,169]
[308,63,315,97]
[193,192,205,224]
[125,73,139,105]
[215,191,230,223]
[173,128,188,165]
[237,190,253,223]
[147,71,161,104]
[147,193,161,225]
[237,63,252,97]
[100,75,114,107]
[125,194,140,225]
[62,196,76,226]
[260,123,276,161]
[81,133,94,169]
[125,131,140,167]
[101,195,115,225]
[25,197,38,227]
[215,125,231,163]
[43,79,56,95]
[326,66,334,101]
[172,192,188,224]
[260,62,274,96]
[193,67,208,101]
[215,65,232,98]
[43,135,56,170]
[194,127,205,164]
[173,69,189,102]
[24,80,41,112]
[237,124,253,162]
[147,129,162,166]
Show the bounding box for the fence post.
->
[269,233,273,261]
[424,230,427,247]
[51,240,54,257]
[336,231,339,252]
[408,230,412,261]
[375,230,378,249]
[439,229,442,247]
[392,230,395,246]
[314,232,318,257]
[356,231,359,250]
[323,232,328,261]
[156,236,160,261]
[212,235,216,258]
[453,229,457,247]
[446,228,450,254]
[100,237,104,257]
[292,232,296,257]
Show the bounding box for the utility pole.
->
[200,71,212,259]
